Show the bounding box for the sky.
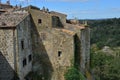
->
[1,0,120,19]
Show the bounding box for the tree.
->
[90,47,120,80]
[64,66,85,80]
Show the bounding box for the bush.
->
[90,48,120,80]
[64,66,85,80]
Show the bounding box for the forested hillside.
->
[80,18,120,80]
[88,18,120,48]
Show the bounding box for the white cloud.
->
[17,0,91,2]
[67,9,97,15]
[43,0,89,2]
[111,8,120,12]
[18,0,30,2]
[19,0,26,1]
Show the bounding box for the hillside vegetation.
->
[88,18,120,49]
[80,18,120,80]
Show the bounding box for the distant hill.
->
[80,18,120,48]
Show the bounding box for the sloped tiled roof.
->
[0,10,29,27]
[64,23,85,31]
[54,28,75,36]
[0,3,13,8]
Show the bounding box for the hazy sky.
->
[2,0,120,19]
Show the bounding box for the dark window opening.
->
[28,54,32,62]
[52,16,63,28]
[58,51,62,57]
[23,58,27,67]
[21,40,24,50]
[38,19,42,23]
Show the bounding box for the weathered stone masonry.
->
[28,5,90,80]
[0,28,15,80]
[0,10,32,80]
[0,3,90,80]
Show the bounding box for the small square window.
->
[38,19,42,23]
[23,58,27,67]
[28,54,32,62]
[58,51,62,57]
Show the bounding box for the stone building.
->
[26,5,90,80]
[0,10,32,80]
[0,3,90,80]
[0,0,13,15]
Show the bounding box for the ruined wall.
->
[17,15,32,80]
[29,7,90,80]
[50,29,74,80]
[80,27,90,74]
[29,9,74,80]
[0,28,16,80]
[29,8,67,30]
[31,27,54,80]
[32,27,74,80]
[52,16,64,28]
[64,23,91,78]
[50,11,67,26]
[29,9,52,31]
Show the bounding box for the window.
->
[58,51,62,57]
[38,19,42,23]
[28,54,32,62]
[52,16,63,28]
[23,58,27,67]
[21,40,24,50]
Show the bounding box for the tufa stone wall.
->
[28,7,90,80]
[31,26,75,80]
[50,11,67,26]
[80,27,90,74]
[0,5,90,80]
[17,15,32,80]
[29,8,52,31]
[0,14,33,80]
[64,23,90,76]
[51,29,74,80]
[0,29,16,80]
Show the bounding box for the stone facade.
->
[80,27,90,73]
[0,1,13,15]
[0,10,32,80]
[0,4,90,80]
[16,15,32,80]
[0,28,15,80]
[28,6,90,80]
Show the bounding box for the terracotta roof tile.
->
[64,23,85,31]
[54,28,75,36]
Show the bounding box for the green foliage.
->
[64,66,85,80]
[32,72,43,80]
[90,48,120,80]
[82,18,120,48]
[80,18,120,80]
